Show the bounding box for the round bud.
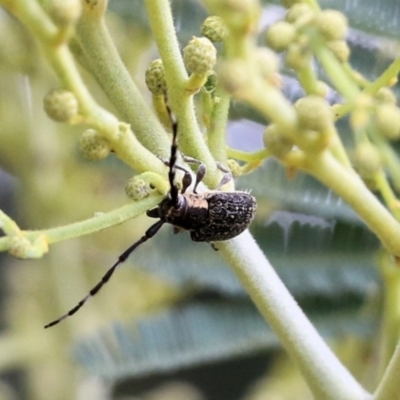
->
[255,48,279,80]
[43,89,79,122]
[183,36,217,75]
[375,87,397,105]
[208,0,261,34]
[43,0,82,27]
[145,59,167,96]
[265,21,296,52]
[350,94,373,130]
[263,124,293,157]
[314,80,330,97]
[79,129,111,161]
[353,143,381,179]
[375,104,400,140]
[327,40,350,63]
[316,10,348,41]
[216,59,249,95]
[285,42,312,71]
[125,177,151,200]
[201,16,227,42]
[285,3,314,24]
[295,95,333,132]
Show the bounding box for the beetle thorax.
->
[158,192,209,231]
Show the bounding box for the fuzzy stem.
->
[144,0,220,188]
[374,322,400,400]
[75,6,171,157]
[286,150,400,256]
[219,232,370,400]
[0,194,163,254]
[208,90,230,162]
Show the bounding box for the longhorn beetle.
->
[44,115,257,328]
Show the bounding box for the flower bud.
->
[376,104,400,140]
[79,129,111,161]
[354,143,381,179]
[43,89,79,122]
[145,59,167,96]
[295,95,333,132]
[201,16,227,42]
[183,36,217,75]
[327,40,350,63]
[263,124,293,157]
[316,10,348,41]
[265,21,296,52]
[125,177,151,200]
[42,0,82,27]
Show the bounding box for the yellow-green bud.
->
[375,87,397,105]
[201,16,227,42]
[42,0,82,27]
[255,48,279,80]
[145,59,167,96]
[285,3,314,24]
[207,0,261,34]
[350,94,373,130]
[285,42,312,71]
[125,177,151,200]
[216,59,249,95]
[265,21,296,52]
[314,80,330,97]
[263,124,293,157]
[327,40,350,63]
[354,143,381,179]
[79,129,111,161]
[43,89,79,122]
[183,36,217,75]
[295,95,333,132]
[376,104,400,140]
[316,10,348,41]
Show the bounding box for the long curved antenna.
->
[168,110,179,204]
[45,220,164,328]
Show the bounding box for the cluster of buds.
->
[265,3,350,70]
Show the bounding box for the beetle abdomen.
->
[190,191,257,242]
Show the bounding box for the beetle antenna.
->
[45,220,164,328]
[167,108,179,204]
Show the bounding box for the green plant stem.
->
[336,57,400,120]
[219,232,370,400]
[227,147,270,162]
[375,171,400,220]
[298,67,318,95]
[376,252,400,381]
[286,150,400,256]
[374,308,400,399]
[0,195,163,254]
[9,0,165,176]
[75,5,171,157]
[369,129,400,191]
[208,90,230,162]
[144,0,220,188]
[310,34,359,100]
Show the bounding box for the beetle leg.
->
[158,156,193,194]
[181,155,206,194]
[216,162,232,190]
